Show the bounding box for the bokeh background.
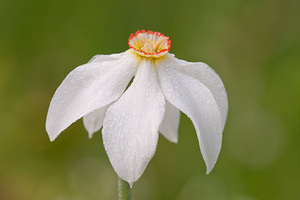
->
[1,0,299,199]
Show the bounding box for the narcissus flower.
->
[46,30,228,186]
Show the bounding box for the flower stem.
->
[118,177,131,200]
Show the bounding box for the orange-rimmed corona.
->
[128,30,171,58]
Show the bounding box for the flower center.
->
[128,30,171,58]
[137,33,166,54]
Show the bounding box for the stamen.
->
[153,37,166,52]
[137,33,147,46]
[141,43,154,53]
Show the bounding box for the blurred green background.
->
[1,0,300,199]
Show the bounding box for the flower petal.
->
[158,60,223,174]
[170,56,228,130]
[46,51,137,141]
[83,105,109,138]
[102,59,165,186]
[82,53,124,138]
[159,100,180,143]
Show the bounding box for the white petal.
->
[170,56,228,130]
[83,105,109,138]
[82,52,125,138]
[158,61,223,174]
[159,100,180,143]
[46,51,137,141]
[102,59,165,186]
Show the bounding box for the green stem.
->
[118,177,131,200]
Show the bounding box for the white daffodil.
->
[46,30,228,186]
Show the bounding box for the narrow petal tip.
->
[205,156,219,175]
[206,168,212,175]
[129,182,133,188]
[171,138,178,144]
[48,133,57,142]
[46,118,62,142]
[88,133,93,139]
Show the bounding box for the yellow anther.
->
[153,37,166,52]
[137,33,147,46]
[141,43,154,53]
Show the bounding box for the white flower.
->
[46,30,228,186]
